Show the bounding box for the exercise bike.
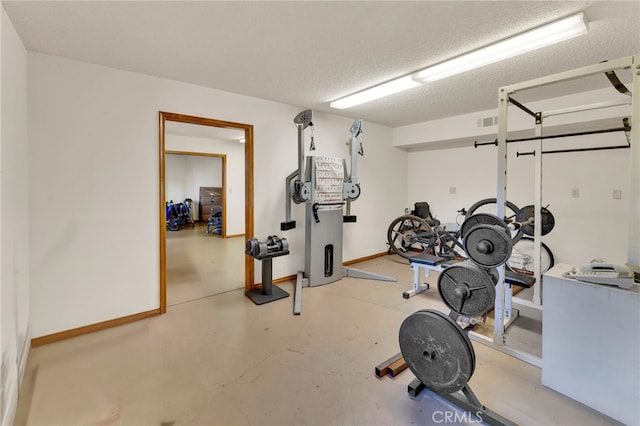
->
[205,192,222,234]
[166,198,195,231]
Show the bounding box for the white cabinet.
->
[542,264,640,425]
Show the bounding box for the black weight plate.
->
[515,205,555,236]
[460,213,508,240]
[438,262,495,316]
[486,267,499,285]
[464,224,513,268]
[399,309,475,394]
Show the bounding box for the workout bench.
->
[403,253,536,328]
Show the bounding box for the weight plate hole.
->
[423,349,435,360]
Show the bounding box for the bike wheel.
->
[466,198,523,242]
[506,236,555,275]
[387,215,433,260]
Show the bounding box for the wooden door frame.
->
[165,151,227,237]
[159,111,254,313]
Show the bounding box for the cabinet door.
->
[199,186,222,221]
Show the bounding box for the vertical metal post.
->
[284,170,297,224]
[533,117,543,305]
[628,54,640,272]
[350,119,361,185]
[494,87,510,344]
[297,124,305,182]
[261,258,273,295]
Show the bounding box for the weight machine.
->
[281,110,395,315]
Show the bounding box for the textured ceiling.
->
[3,1,639,127]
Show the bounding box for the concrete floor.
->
[14,229,620,425]
[165,225,246,307]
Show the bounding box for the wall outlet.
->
[449,187,456,194]
[571,188,579,198]
[613,189,622,200]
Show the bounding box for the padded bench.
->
[404,254,535,298]
[409,253,446,266]
[505,270,536,288]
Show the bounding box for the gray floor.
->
[166,224,245,306]
[471,287,543,359]
[14,233,619,425]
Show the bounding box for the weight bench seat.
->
[408,254,535,288]
[409,253,445,266]
[505,270,536,288]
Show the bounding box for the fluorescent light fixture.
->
[328,12,588,110]
[239,137,245,144]
[329,76,421,110]
[412,12,588,83]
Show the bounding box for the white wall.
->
[166,134,245,235]
[404,95,632,266]
[394,88,632,149]
[0,7,29,426]
[27,52,406,338]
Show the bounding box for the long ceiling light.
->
[329,12,588,109]
[329,76,421,110]
[413,12,589,83]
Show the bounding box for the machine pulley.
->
[291,179,310,204]
[293,109,313,128]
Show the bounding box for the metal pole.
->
[509,96,538,119]
[542,99,631,118]
[350,119,362,185]
[516,145,630,156]
[507,126,629,143]
[284,170,298,223]
[533,119,543,306]
[297,124,305,183]
[628,54,640,272]
[494,87,510,345]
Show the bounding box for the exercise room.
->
[1,2,638,425]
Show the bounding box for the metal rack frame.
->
[483,55,640,366]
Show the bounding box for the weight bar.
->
[515,205,555,236]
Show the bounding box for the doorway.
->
[159,112,254,313]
